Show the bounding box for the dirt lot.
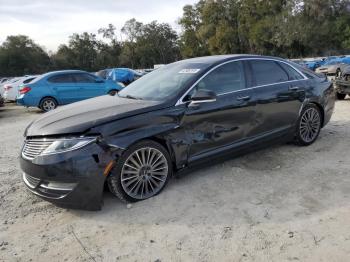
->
[0,101,350,262]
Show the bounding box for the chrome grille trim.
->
[23,173,41,189]
[22,139,54,160]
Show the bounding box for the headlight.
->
[41,137,96,155]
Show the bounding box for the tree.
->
[135,21,180,67]
[98,24,122,68]
[178,0,350,58]
[0,35,50,76]
[120,19,180,68]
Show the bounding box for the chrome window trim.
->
[175,57,308,106]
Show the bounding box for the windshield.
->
[118,62,209,101]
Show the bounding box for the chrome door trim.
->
[175,57,308,106]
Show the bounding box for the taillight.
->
[20,86,31,94]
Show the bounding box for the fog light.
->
[40,181,77,191]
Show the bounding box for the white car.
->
[3,76,37,101]
[0,77,20,96]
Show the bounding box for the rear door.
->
[73,73,106,100]
[47,74,77,104]
[247,59,306,137]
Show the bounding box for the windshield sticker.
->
[178,69,201,74]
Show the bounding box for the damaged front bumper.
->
[20,142,116,211]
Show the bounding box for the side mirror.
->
[189,89,217,107]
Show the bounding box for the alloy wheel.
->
[42,99,56,111]
[299,107,321,143]
[120,147,169,200]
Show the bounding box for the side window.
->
[250,60,289,86]
[195,61,246,95]
[279,62,304,80]
[48,74,74,83]
[23,77,35,84]
[73,73,97,83]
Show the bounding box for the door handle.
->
[236,96,251,101]
[289,86,299,91]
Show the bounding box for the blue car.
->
[17,70,123,112]
[107,68,143,85]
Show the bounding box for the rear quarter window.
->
[278,62,304,80]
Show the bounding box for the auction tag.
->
[178,69,201,74]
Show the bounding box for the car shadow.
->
[68,118,350,228]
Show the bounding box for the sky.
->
[0,0,197,52]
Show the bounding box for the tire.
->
[294,104,322,146]
[336,69,341,78]
[336,93,346,100]
[108,90,118,96]
[39,97,58,112]
[107,140,172,202]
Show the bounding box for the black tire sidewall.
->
[108,90,118,96]
[295,104,322,146]
[336,93,346,100]
[40,97,57,112]
[107,140,173,203]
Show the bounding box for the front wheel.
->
[294,104,322,146]
[107,140,172,202]
[336,93,346,100]
[39,97,57,112]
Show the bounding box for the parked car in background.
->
[0,93,4,107]
[335,64,350,100]
[17,70,123,112]
[316,62,349,76]
[0,78,10,84]
[304,60,323,71]
[107,68,143,85]
[0,77,21,95]
[20,55,335,210]
[3,75,38,101]
[96,69,111,79]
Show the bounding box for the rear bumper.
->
[16,94,40,107]
[335,80,350,94]
[19,143,114,210]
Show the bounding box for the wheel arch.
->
[38,96,59,107]
[148,136,177,169]
[107,88,119,94]
[308,102,325,127]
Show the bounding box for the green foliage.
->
[178,0,350,58]
[0,35,50,76]
[1,1,350,76]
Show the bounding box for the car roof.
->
[31,70,88,82]
[44,70,87,76]
[175,54,287,65]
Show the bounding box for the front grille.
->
[23,173,41,189]
[22,139,53,160]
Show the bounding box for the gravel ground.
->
[0,101,350,262]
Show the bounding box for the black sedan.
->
[20,55,335,210]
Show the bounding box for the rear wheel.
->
[39,97,57,112]
[294,104,322,146]
[107,140,172,202]
[336,93,346,100]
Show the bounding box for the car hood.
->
[26,95,166,137]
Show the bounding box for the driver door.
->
[73,73,106,100]
[180,61,256,161]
